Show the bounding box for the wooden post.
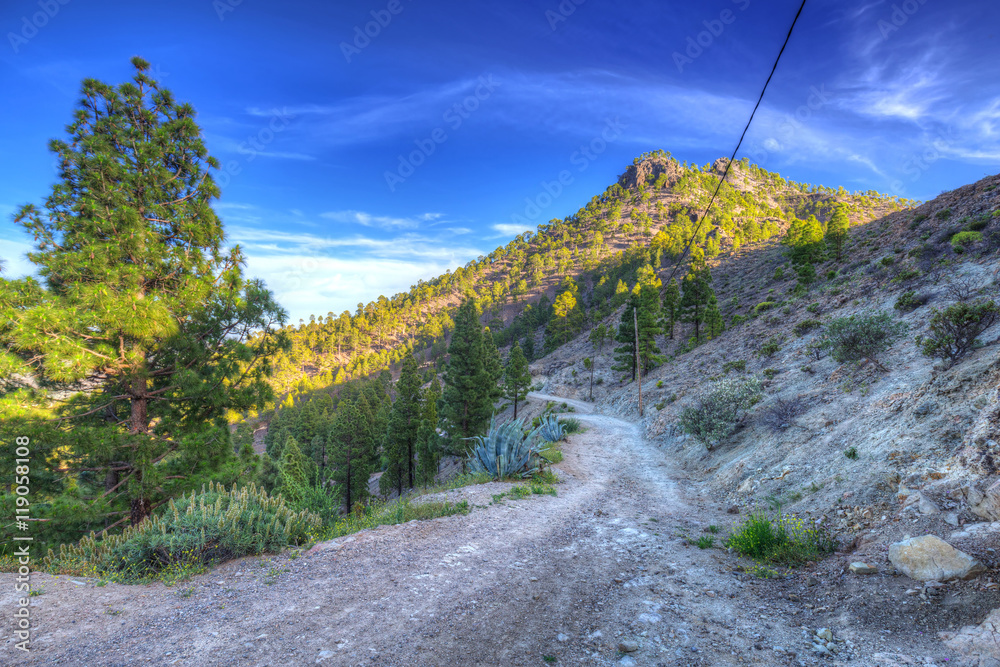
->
[633,306,643,417]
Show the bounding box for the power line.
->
[661,0,809,288]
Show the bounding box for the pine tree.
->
[612,292,639,381]
[328,397,375,513]
[679,262,715,342]
[277,435,313,503]
[503,342,531,418]
[636,282,664,373]
[704,292,725,339]
[2,59,289,525]
[415,378,442,487]
[661,278,680,339]
[482,328,504,406]
[381,355,422,497]
[440,299,493,460]
[588,323,610,353]
[826,204,850,261]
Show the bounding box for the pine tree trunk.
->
[345,456,352,514]
[129,374,152,525]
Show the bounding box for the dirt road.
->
[0,396,965,666]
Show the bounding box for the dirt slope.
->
[2,395,977,666]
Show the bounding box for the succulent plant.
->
[537,414,568,443]
[466,415,548,479]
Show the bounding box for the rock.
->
[967,486,986,507]
[637,613,661,624]
[849,562,877,575]
[617,658,638,667]
[618,640,639,653]
[971,480,1000,521]
[727,505,740,514]
[889,535,985,581]
[557,633,569,643]
[945,512,961,527]
[917,495,940,515]
[806,576,819,587]
[817,628,833,641]
[316,650,335,662]
[737,478,755,494]
[941,606,1000,662]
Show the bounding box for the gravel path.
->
[0,396,966,666]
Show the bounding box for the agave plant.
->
[537,414,568,443]
[466,415,548,479]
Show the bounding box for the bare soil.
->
[0,395,984,666]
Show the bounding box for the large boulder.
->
[888,535,985,581]
[971,480,1000,521]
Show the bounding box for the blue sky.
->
[2,0,998,323]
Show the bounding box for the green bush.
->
[726,510,835,566]
[679,376,763,449]
[43,482,321,583]
[844,447,859,460]
[722,360,747,374]
[559,417,583,434]
[753,301,777,316]
[894,290,928,313]
[756,336,782,358]
[806,303,821,314]
[820,311,908,371]
[920,300,1000,366]
[793,319,821,336]
[951,231,983,253]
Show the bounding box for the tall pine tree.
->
[381,355,422,497]
[328,397,376,513]
[415,378,442,487]
[661,278,680,339]
[612,292,639,382]
[826,204,850,261]
[3,58,289,526]
[440,299,494,460]
[503,342,531,418]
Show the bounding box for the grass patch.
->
[311,498,470,544]
[492,483,557,504]
[695,535,715,549]
[726,510,835,569]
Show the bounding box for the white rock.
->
[889,535,985,581]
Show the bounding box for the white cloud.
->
[491,222,534,237]
[319,210,442,230]
[0,237,38,279]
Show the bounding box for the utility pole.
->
[633,306,643,416]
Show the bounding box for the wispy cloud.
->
[319,210,443,230]
[491,222,534,237]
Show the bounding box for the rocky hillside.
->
[533,169,1000,603]
[262,152,914,399]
